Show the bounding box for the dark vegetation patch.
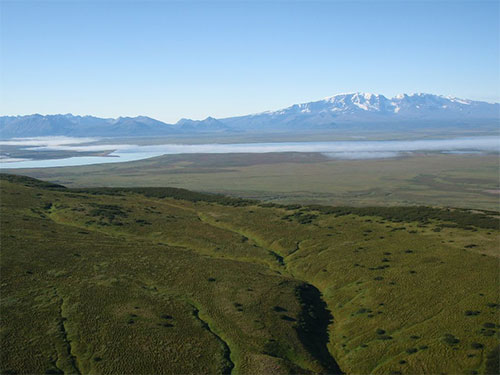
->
[44,369,63,374]
[0,173,66,190]
[72,186,254,207]
[305,205,500,230]
[471,342,484,349]
[482,330,496,337]
[485,345,500,374]
[464,244,478,248]
[464,310,481,316]
[378,335,393,340]
[272,306,287,312]
[135,219,152,225]
[442,333,460,345]
[281,212,318,224]
[89,203,128,222]
[262,339,288,359]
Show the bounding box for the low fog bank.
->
[0,136,498,168]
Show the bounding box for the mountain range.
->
[1,93,498,138]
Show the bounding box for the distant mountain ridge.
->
[1,93,498,138]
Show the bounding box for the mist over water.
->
[0,136,498,169]
[322,152,403,159]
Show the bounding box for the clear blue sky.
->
[1,0,498,122]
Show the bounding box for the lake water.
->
[0,136,498,169]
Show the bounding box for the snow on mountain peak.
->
[258,92,498,119]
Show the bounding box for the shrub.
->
[273,306,287,312]
[378,335,393,340]
[465,310,480,316]
[482,330,496,337]
[443,334,460,345]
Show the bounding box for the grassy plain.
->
[12,152,499,210]
[1,174,499,374]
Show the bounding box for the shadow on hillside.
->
[295,283,343,374]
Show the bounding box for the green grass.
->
[10,152,499,210]
[1,173,499,374]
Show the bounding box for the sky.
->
[1,0,499,123]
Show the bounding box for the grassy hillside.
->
[1,174,499,374]
[11,152,499,210]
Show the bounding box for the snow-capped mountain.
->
[218,93,499,130]
[262,92,496,117]
[1,93,498,138]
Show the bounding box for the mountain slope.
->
[0,114,177,138]
[218,93,500,131]
[1,93,498,138]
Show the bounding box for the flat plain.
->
[1,174,499,374]
[11,152,499,210]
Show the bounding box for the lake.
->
[0,136,498,169]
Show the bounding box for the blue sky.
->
[1,0,498,122]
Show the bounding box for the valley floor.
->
[9,152,499,211]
